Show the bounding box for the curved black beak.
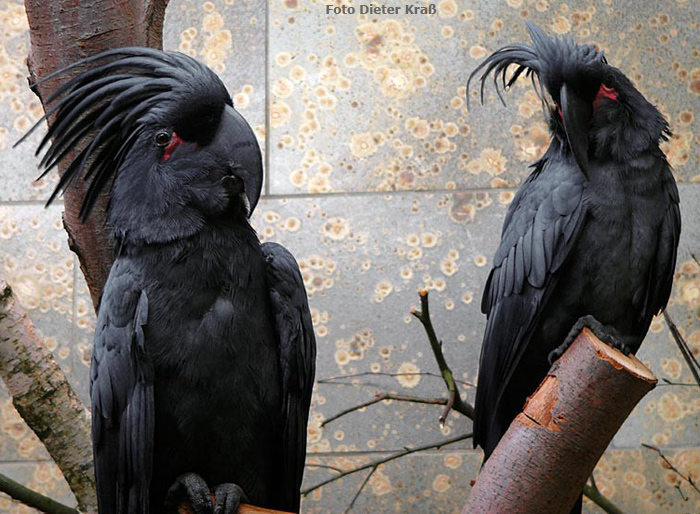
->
[214,105,263,217]
[560,84,592,178]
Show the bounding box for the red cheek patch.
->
[162,132,185,162]
[593,84,619,111]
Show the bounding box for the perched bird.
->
[21,48,316,514]
[467,22,680,511]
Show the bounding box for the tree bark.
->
[462,328,657,514]
[24,0,169,308]
[0,281,96,512]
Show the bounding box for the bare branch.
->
[321,393,449,427]
[674,484,689,502]
[411,290,475,421]
[0,471,79,514]
[305,463,343,474]
[663,310,700,388]
[691,252,699,268]
[318,371,474,388]
[582,474,626,514]
[343,467,376,514]
[659,379,699,387]
[302,432,472,496]
[642,443,700,497]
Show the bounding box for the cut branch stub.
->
[463,328,657,514]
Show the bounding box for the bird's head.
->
[467,22,669,175]
[19,48,263,245]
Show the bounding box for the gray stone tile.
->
[302,449,480,513]
[71,273,94,408]
[252,185,700,455]
[0,205,74,349]
[268,0,700,195]
[585,448,700,514]
[251,190,506,452]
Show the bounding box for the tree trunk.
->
[0,281,96,512]
[24,0,169,308]
[462,328,657,514]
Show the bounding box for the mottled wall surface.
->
[0,0,699,513]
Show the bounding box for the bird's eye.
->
[154,131,171,147]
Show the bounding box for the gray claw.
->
[213,483,246,514]
[165,472,214,514]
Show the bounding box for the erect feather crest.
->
[466,21,606,111]
[17,47,232,221]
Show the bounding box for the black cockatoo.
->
[21,48,316,514]
[467,22,680,511]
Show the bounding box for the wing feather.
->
[91,261,153,514]
[262,242,316,513]
[474,153,587,456]
[639,166,681,328]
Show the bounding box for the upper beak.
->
[215,105,263,217]
[560,84,592,178]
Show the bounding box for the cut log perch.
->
[178,499,292,514]
[462,328,657,514]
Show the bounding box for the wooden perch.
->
[178,499,292,514]
[462,328,657,514]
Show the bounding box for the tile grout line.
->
[260,186,519,201]
[0,199,60,207]
[307,449,475,458]
[306,443,700,458]
[0,444,698,466]
[0,459,59,466]
[258,180,700,203]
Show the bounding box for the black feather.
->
[17,48,231,221]
[467,20,606,115]
[469,25,680,514]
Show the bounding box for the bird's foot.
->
[548,315,631,365]
[164,472,214,514]
[213,483,246,514]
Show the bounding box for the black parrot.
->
[467,22,680,511]
[21,48,316,514]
